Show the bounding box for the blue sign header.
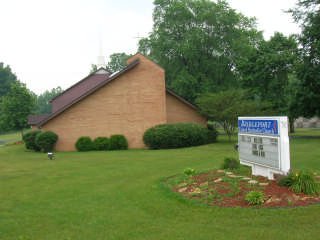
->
[238,119,278,135]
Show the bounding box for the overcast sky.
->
[0,0,300,95]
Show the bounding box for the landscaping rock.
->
[241,177,251,181]
[266,197,282,204]
[248,180,258,184]
[225,171,233,175]
[228,174,238,178]
[259,182,269,186]
[178,187,188,193]
[214,178,223,183]
[217,170,225,173]
[190,188,201,194]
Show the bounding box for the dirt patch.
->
[168,170,320,208]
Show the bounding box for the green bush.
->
[93,137,110,150]
[23,130,41,151]
[75,136,94,151]
[277,170,320,195]
[35,131,58,152]
[143,123,217,149]
[184,167,196,176]
[290,171,320,195]
[245,191,265,205]
[221,157,240,170]
[109,135,128,150]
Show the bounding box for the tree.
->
[237,32,299,132]
[290,0,320,117]
[139,0,262,102]
[0,81,36,136]
[107,53,131,72]
[0,62,17,98]
[35,87,63,114]
[196,90,273,141]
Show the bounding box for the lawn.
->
[0,131,320,239]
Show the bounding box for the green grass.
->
[0,133,320,239]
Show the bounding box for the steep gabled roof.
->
[37,59,140,127]
[50,67,111,103]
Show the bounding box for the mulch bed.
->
[169,170,320,208]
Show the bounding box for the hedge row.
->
[143,123,217,149]
[75,135,128,151]
[23,131,58,152]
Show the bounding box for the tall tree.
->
[0,81,36,136]
[0,62,17,98]
[238,32,298,113]
[139,0,262,102]
[290,0,320,117]
[107,53,131,72]
[35,87,63,114]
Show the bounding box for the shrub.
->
[245,191,265,205]
[289,170,320,195]
[35,131,58,152]
[221,157,240,170]
[184,167,196,176]
[109,135,128,150]
[143,123,217,149]
[93,137,110,150]
[75,136,94,151]
[277,173,295,187]
[23,130,41,151]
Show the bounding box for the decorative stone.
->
[228,174,238,178]
[178,187,188,193]
[214,178,223,183]
[265,197,281,204]
[225,171,233,175]
[177,182,188,188]
[217,170,225,173]
[190,188,201,194]
[259,182,269,186]
[248,180,258,184]
[242,177,251,181]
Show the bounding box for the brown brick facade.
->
[166,92,207,125]
[38,53,206,151]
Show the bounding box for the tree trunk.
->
[289,117,295,134]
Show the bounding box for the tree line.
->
[1,0,319,136]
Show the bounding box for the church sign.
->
[238,117,290,180]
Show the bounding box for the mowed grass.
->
[0,133,320,239]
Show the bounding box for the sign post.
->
[238,116,290,180]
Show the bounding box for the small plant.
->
[277,173,295,187]
[75,136,94,151]
[245,191,265,205]
[109,135,128,150]
[35,131,58,152]
[290,170,320,195]
[23,130,41,151]
[221,157,240,170]
[184,167,196,176]
[93,137,110,150]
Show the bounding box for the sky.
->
[0,0,300,95]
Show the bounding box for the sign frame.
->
[238,116,290,179]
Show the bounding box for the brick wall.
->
[42,54,167,151]
[166,92,207,125]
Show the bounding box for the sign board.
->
[238,116,290,179]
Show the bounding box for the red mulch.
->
[171,170,320,208]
